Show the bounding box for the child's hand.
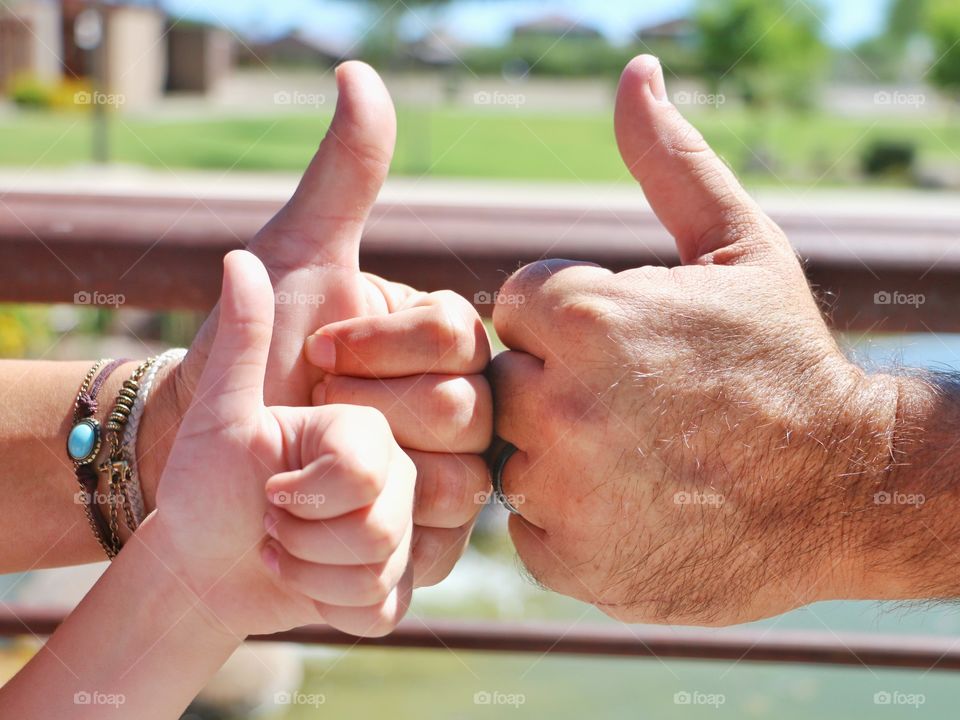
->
[147,250,415,638]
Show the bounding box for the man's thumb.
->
[191,250,274,426]
[614,55,790,266]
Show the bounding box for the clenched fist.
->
[152,251,416,638]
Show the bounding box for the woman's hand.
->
[140,62,491,588]
[152,251,415,638]
[305,278,491,587]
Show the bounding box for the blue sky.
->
[163,0,890,47]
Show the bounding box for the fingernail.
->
[263,511,280,540]
[305,333,336,372]
[261,544,280,575]
[648,58,668,103]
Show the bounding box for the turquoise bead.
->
[67,420,98,461]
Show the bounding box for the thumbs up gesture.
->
[140,62,492,590]
[489,56,898,626]
[149,250,416,638]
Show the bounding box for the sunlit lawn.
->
[1,106,957,187]
[290,648,960,720]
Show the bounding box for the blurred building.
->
[405,29,467,67]
[64,0,167,109]
[634,16,698,76]
[2,0,233,109]
[511,13,604,41]
[237,31,353,69]
[0,0,62,92]
[635,16,695,45]
[166,20,234,93]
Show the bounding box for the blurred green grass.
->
[1,107,957,186]
[288,647,960,719]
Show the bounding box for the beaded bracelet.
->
[100,357,158,553]
[120,348,187,529]
[68,358,129,559]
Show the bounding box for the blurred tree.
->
[925,0,960,98]
[852,0,928,82]
[695,0,828,109]
[464,37,637,77]
[888,0,928,44]
[356,0,453,67]
[852,36,908,82]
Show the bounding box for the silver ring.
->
[490,442,522,515]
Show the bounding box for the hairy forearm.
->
[0,360,180,572]
[845,372,960,601]
[0,516,240,719]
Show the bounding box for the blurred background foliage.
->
[4,0,960,187]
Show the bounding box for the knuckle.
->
[554,294,615,333]
[233,318,274,347]
[693,211,764,263]
[412,540,442,584]
[430,377,476,421]
[418,467,473,527]
[429,302,470,362]
[440,482,473,525]
[432,288,471,309]
[412,529,463,587]
[432,378,492,451]
[356,569,393,604]
[414,558,452,588]
[501,259,579,301]
[363,518,405,560]
[361,604,400,637]
[323,126,392,179]
[339,452,385,505]
[664,118,711,157]
[498,262,538,298]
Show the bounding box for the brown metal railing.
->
[2,192,959,331]
[3,606,960,672]
[2,191,960,671]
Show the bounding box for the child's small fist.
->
[151,251,414,638]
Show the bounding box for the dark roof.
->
[512,13,604,39]
[636,17,694,40]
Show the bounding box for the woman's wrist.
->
[84,355,187,546]
[136,357,190,515]
[83,359,141,549]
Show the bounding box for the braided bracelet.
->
[120,348,188,529]
[68,358,129,559]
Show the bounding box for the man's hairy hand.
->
[490,56,904,626]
